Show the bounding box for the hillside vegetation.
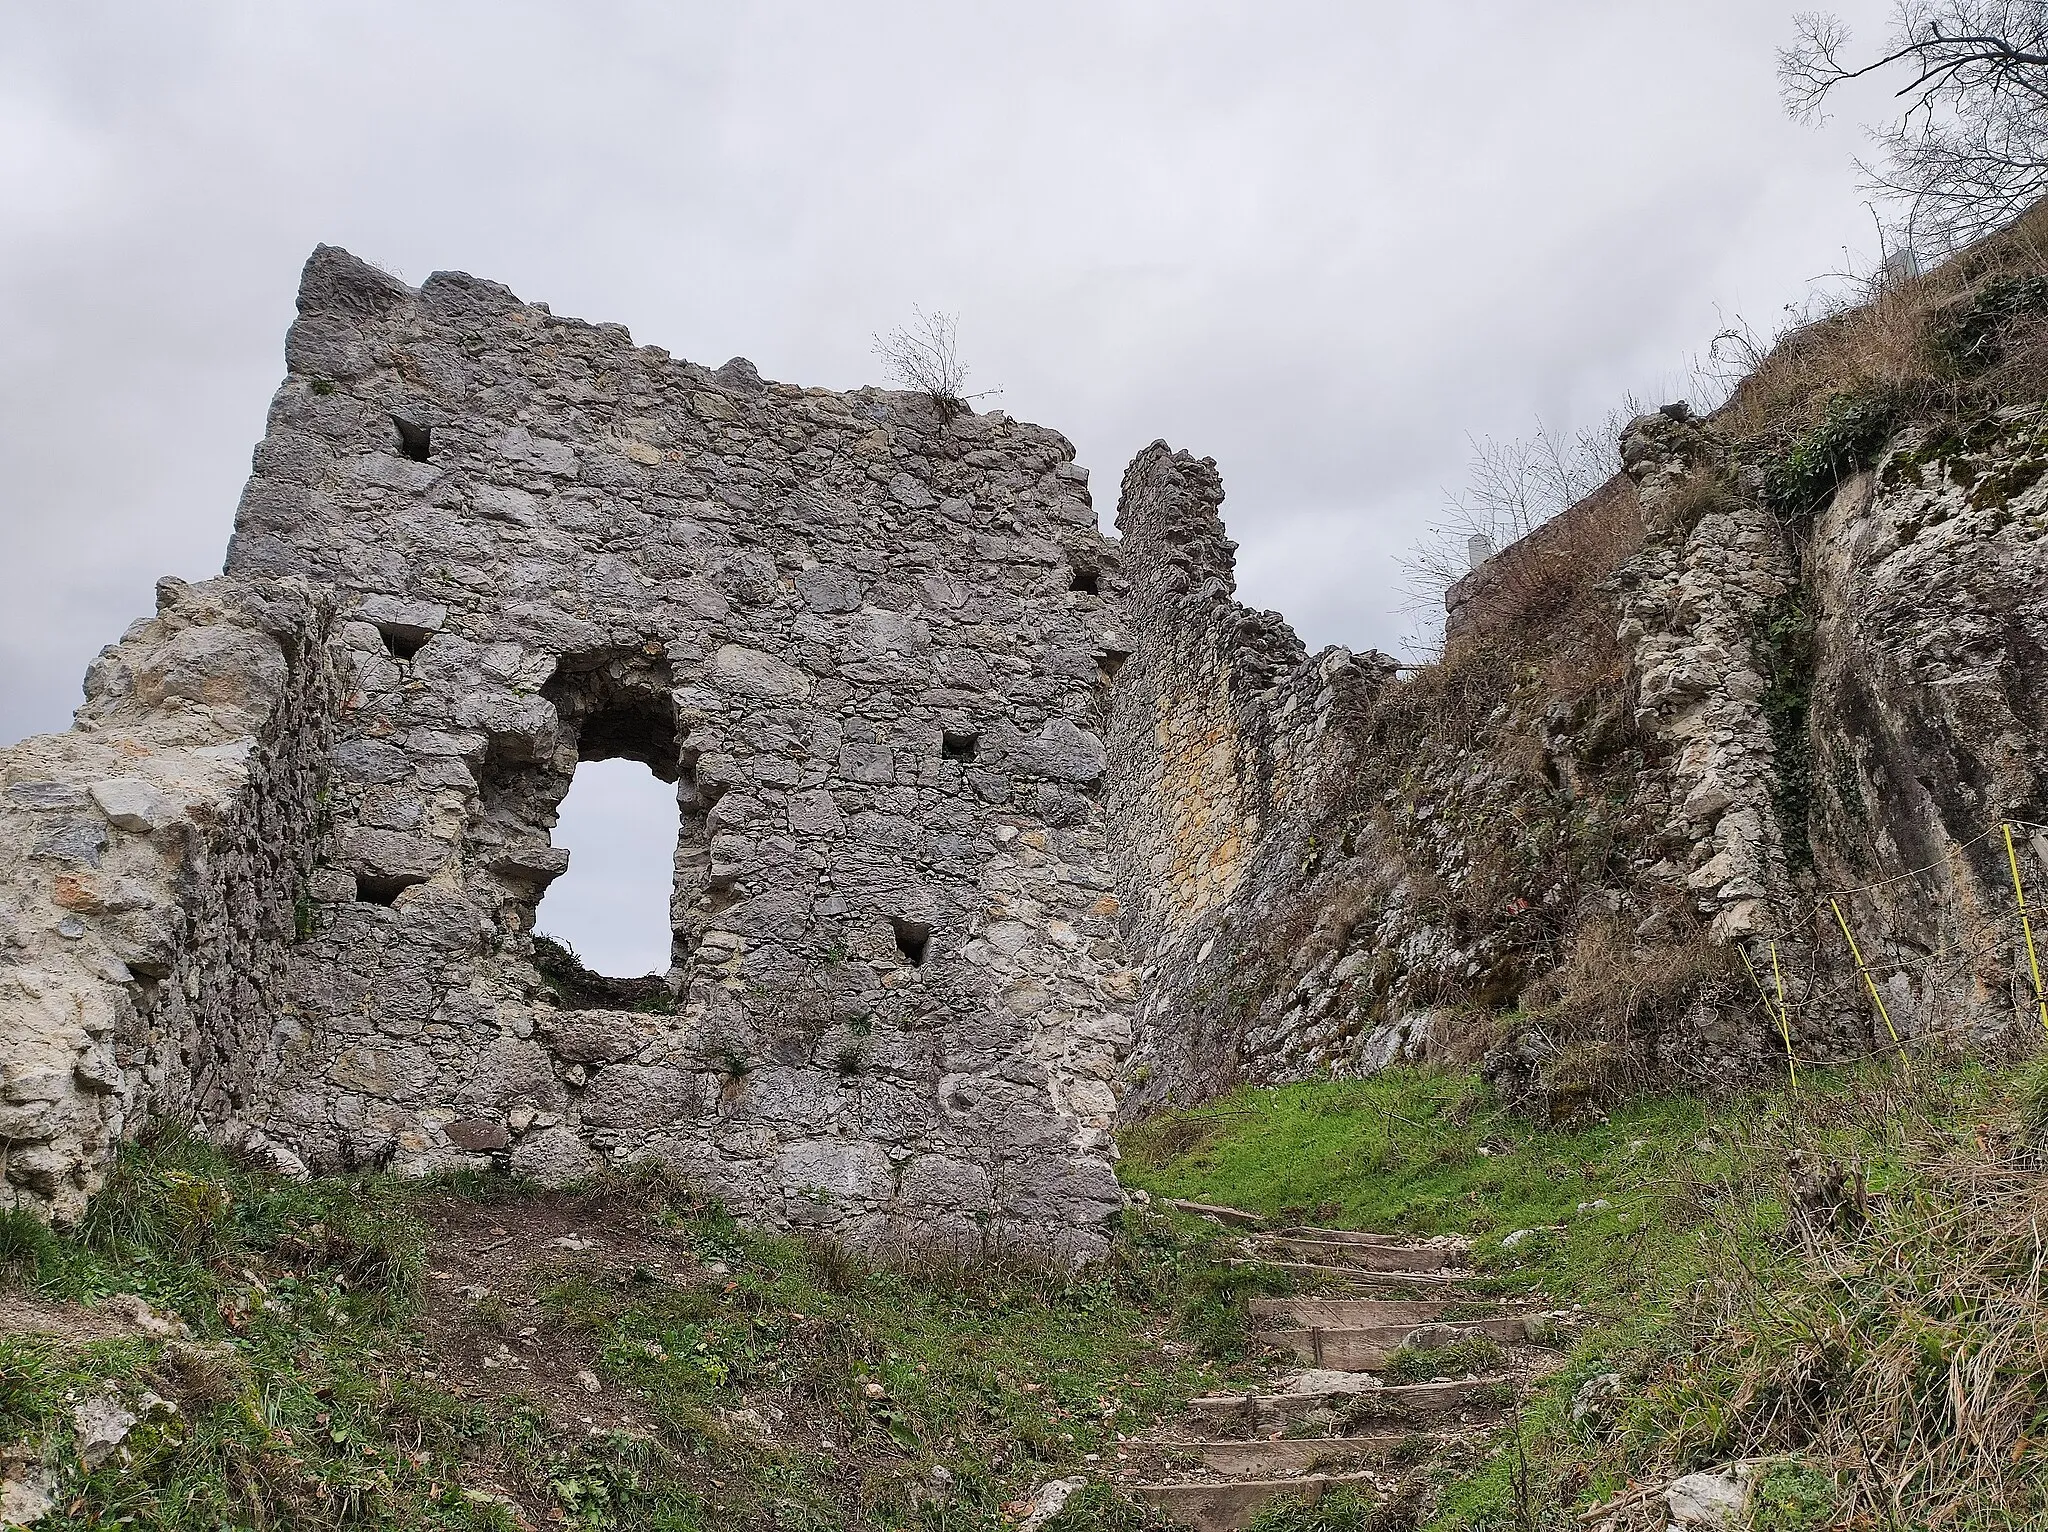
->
[1121,1059,2048,1531]
[0,1135,1259,1532]
[6,1055,2041,1530]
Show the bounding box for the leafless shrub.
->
[1399,419,1621,628]
[872,307,997,420]
[1441,475,1647,656]
[1513,916,1738,1103]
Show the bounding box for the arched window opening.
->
[534,757,679,984]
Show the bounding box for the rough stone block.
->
[87,778,176,834]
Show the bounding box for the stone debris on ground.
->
[1015,1474,1087,1531]
[0,1458,57,1528]
[1664,1462,1758,1528]
[70,1389,138,1469]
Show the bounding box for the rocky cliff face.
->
[1805,411,2048,1045]
[1108,403,2048,1114]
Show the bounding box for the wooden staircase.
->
[1127,1206,1558,1531]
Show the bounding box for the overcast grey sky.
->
[2,2,1899,972]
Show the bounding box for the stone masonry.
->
[1105,444,1399,1112]
[0,576,338,1221]
[9,246,2048,1238]
[2,247,1136,1260]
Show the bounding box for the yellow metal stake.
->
[1738,943,1800,1089]
[2004,822,2048,1033]
[1832,897,1909,1067]
[1771,941,1799,1090]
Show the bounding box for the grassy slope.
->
[1119,1060,2048,1531]
[0,1134,1252,1532]
[6,1058,2043,1531]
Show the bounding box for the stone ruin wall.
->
[10,243,2048,1237]
[0,576,339,1221]
[1103,444,1399,1112]
[3,246,1138,1261]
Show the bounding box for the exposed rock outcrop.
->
[1109,402,2048,1111]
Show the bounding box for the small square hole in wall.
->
[356,872,425,905]
[374,623,432,661]
[391,414,432,462]
[942,729,979,763]
[1069,566,1099,594]
[891,917,932,967]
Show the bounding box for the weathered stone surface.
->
[1108,402,2048,1107]
[0,575,339,1222]
[1105,444,1400,1109]
[12,242,2043,1255]
[87,778,177,834]
[443,1118,511,1152]
[509,1124,603,1187]
[0,244,1136,1259]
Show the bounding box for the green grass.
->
[0,1129,1258,1532]
[1121,1065,1731,1315]
[1120,1057,2047,1530]
[1382,1334,1506,1384]
[13,1059,2043,1529]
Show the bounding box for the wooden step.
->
[1149,1433,1440,1478]
[1166,1199,1268,1229]
[1250,1298,1514,1329]
[1266,1316,1528,1370]
[1226,1257,1467,1288]
[1187,1375,1513,1435]
[1251,1235,1466,1272]
[1274,1227,1470,1252]
[1135,1471,1377,1532]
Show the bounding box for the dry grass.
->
[1445,474,1646,652]
[1718,199,2048,455]
[1622,1064,2048,1528]
[1506,917,1739,1107]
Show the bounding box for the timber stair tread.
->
[1248,1297,1522,1327]
[1165,1198,1270,1228]
[1223,1257,1469,1288]
[1124,1224,1550,1531]
[1133,1472,1382,1532]
[1251,1235,1468,1272]
[1133,1431,1458,1478]
[1263,1316,1530,1369]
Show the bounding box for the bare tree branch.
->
[1782,2,2048,250]
[1398,416,1624,628]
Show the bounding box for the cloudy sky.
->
[3,1,1901,972]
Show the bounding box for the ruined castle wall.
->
[16,245,2048,1231]
[1105,444,1398,1111]
[0,576,340,1221]
[214,246,1136,1260]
